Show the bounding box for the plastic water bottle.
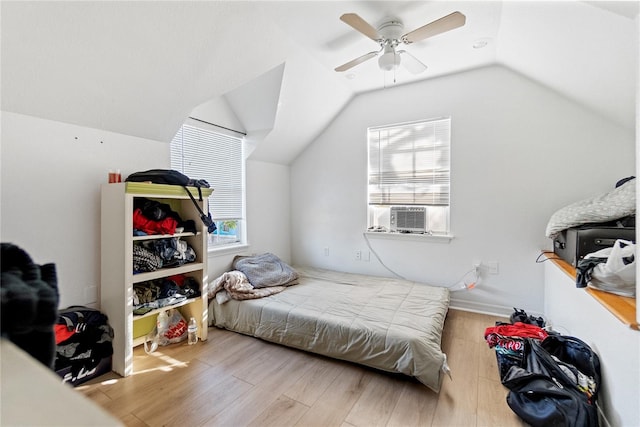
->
[188,317,198,345]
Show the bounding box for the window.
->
[171,123,245,248]
[368,117,451,235]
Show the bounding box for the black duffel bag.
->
[502,335,601,427]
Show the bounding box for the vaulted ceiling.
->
[2,1,637,165]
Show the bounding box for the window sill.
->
[208,243,249,257]
[542,251,638,330]
[364,231,454,243]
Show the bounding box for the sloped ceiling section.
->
[0,1,295,143]
[190,97,246,136]
[247,40,353,164]
[189,64,287,158]
[1,1,637,166]
[224,64,285,134]
[496,1,638,130]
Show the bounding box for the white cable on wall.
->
[363,232,407,280]
[362,232,480,291]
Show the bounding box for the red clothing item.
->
[54,324,76,344]
[484,322,548,341]
[133,208,178,235]
[166,274,187,287]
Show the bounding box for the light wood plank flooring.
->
[79,309,526,427]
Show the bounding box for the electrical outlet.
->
[486,261,499,274]
[323,247,330,256]
[355,250,362,261]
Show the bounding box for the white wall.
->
[290,65,635,315]
[1,112,292,310]
[1,112,169,308]
[245,160,290,261]
[207,159,291,279]
[544,262,639,427]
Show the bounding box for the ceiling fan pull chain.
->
[394,51,398,84]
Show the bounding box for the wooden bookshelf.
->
[542,251,638,330]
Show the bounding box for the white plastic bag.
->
[587,239,635,297]
[144,309,188,353]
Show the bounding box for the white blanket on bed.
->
[209,266,450,392]
[208,270,289,303]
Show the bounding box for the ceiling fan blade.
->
[398,50,428,74]
[335,51,378,72]
[401,11,466,44]
[340,13,380,41]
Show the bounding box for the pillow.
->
[545,178,636,238]
[232,253,298,288]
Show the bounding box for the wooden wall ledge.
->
[542,251,638,330]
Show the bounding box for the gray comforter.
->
[209,266,450,392]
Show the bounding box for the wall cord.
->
[362,232,480,291]
[363,232,407,280]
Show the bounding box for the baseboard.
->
[448,299,514,318]
[449,298,546,319]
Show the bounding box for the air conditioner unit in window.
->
[390,206,426,233]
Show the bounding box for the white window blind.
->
[368,118,450,206]
[170,124,244,220]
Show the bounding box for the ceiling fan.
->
[335,11,466,74]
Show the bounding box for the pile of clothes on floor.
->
[1,243,114,386]
[54,306,114,386]
[485,309,601,427]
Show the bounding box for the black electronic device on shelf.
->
[553,225,636,267]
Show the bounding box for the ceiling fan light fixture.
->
[336,11,466,74]
[378,46,401,71]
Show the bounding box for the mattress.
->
[208,266,450,392]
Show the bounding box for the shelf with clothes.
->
[101,182,211,376]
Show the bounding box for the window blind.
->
[171,124,244,220]
[368,118,450,206]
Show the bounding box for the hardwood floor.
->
[79,309,527,427]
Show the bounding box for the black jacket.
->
[1,243,59,368]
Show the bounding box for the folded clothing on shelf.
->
[132,237,196,274]
[133,274,200,314]
[132,197,197,236]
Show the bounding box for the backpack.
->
[125,169,216,233]
[502,335,601,427]
[126,169,208,188]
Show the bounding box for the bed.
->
[208,264,450,392]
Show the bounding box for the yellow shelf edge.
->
[131,263,204,283]
[125,182,213,198]
[542,251,638,330]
